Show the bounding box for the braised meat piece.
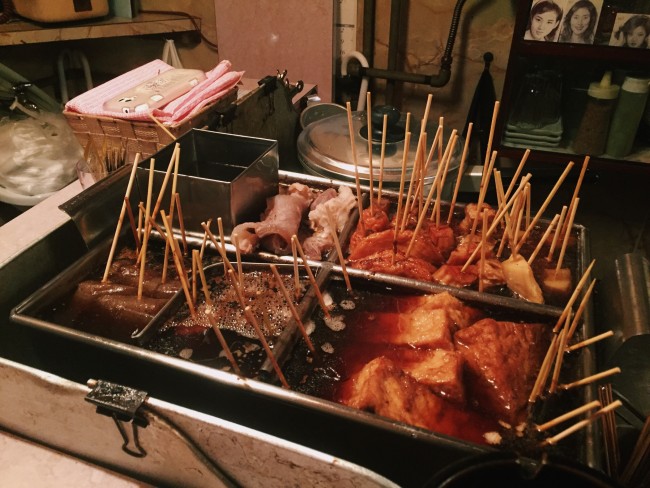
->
[454,318,550,422]
[348,228,445,265]
[348,249,438,282]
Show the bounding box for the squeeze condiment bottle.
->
[572,71,619,156]
[605,76,650,158]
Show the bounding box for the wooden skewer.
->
[447,122,472,224]
[269,264,316,355]
[217,217,229,275]
[479,211,487,293]
[567,330,614,352]
[137,201,143,244]
[401,131,427,231]
[137,158,156,299]
[503,149,530,203]
[461,173,533,271]
[366,92,374,212]
[123,196,140,253]
[430,131,458,225]
[291,237,301,301]
[196,260,242,375]
[404,132,455,257]
[148,112,176,140]
[483,100,500,170]
[160,210,196,318]
[162,144,182,279]
[553,259,596,333]
[566,278,597,340]
[549,327,569,394]
[542,400,622,446]
[393,131,412,238]
[232,234,244,289]
[292,235,331,318]
[191,249,199,305]
[525,182,531,230]
[174,193,188,255]
[493,169,512,259]
[227,269,290,388]
[555,197,580,274]
[529,333,560,403]
[559,367,622,391]
[536,400,602,432]
[620,413,650,485]
[102,153,141,282]
[528,213,560,265]
[562,155,589,238]
[512,191,526,252]
[469,150,497,236]
[514,161,575,254]
[547,206,567,262]
[199,218,212,260]
[328,212,352,291]
[200,221,237,276]
[377,113,388,203]
[138,144,180,262]
[346,102,365,229]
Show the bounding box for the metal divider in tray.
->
[10,168,598,486]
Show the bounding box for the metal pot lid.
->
[297,105,462,185]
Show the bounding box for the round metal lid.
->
[297,106,462,187]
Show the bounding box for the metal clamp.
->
[85,379,149,458]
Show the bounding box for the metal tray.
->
[7,170,598,486]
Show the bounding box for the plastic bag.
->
[162,39,184,68]
[0,106,82,200]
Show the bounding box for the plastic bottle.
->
[572,72,619,156]
[605,76,650,158]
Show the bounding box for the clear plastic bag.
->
[0,106,82,203]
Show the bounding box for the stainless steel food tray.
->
[8,169,598,486]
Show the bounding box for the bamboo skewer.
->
[102,153,141,282]
[124,196,140,253]
[598,384,620,479]
[137,158,156,299]
[160,210,196,318]
[328,212,352,291]
[479,211,487,293]
[366,92,374,212]
[200,222,237,276]
[162,147,181,282]
[199,218,212,260]
[514,161,575,254]
[549,327,568,394]
[620,413,650,485]
[555,197,580,275]
[447,122,472,224]
[553,259,596,333]
[232,234,244,289]
[542,400,622,446]
[469,150,497,236]
[393,131,412,250]
[148,112,176,140]
[566,278,597,340]
[558,367,622,391]
[536,400,602,432]
[461,174,533,271]
[404,132,455,257]
[529,333,560,403]
[401,131,427,231]
[228,269,290,389]
[567,330,614,352]
[503,149,530,203]
[191,249,198,304]
[346,102,366,230]
[547,205,568,261]
[562,155,589,238]
[196,261,241,375]
[528,213,560,265]
[430,131,458,225]
[269,264,316,355]
[483,100,500,170]
[292,235,331,318]
[377,114,388,203]
[174,193,188,255]
[291,237,301,301]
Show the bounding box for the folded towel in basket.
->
[65,59,243,124]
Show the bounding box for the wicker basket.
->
[63,85,238,162]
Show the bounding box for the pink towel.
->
[65,59,243,124]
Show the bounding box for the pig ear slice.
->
[502,254,544,304]
[231,222,259,255]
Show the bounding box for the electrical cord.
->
[139,9,219,51]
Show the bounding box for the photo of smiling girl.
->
[524,0,565,42]
[557,0,602,44]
